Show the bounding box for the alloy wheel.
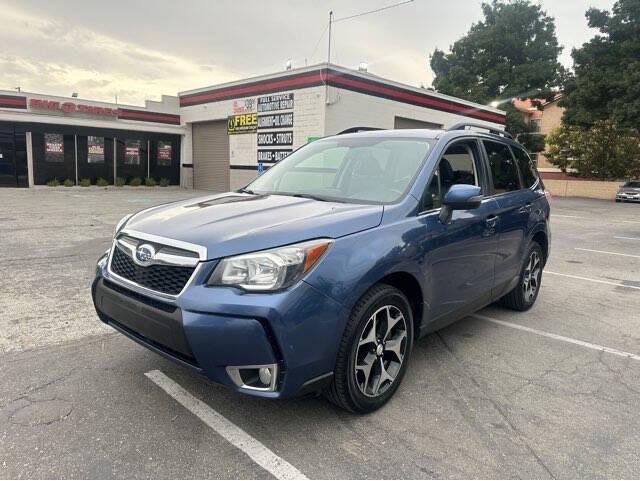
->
[354,305,408,397]
[522,250,542,302]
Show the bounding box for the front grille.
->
[110,245,195,295]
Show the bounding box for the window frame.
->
[418,137,489,214]
[509,144,541,191]
[480,138,524,197]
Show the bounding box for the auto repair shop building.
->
[0,63,505,190]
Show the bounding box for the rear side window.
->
[483,140,521,194]
[512,146,539,188]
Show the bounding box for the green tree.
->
[546,120,640,179]
[561,0,640,129]
[430,0,564,139]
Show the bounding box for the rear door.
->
[418,138,500,325]
[482,140,532,294]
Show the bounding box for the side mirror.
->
[439,184,483,224]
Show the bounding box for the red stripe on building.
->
[325,73,505,124]
[180,73,322,106]
[0,97,27,108]
[119,110,180,124]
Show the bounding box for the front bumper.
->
[616,193,640,202]
[92,257,347,399]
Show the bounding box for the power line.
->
[308,23,329,63]
[333,0,414,23]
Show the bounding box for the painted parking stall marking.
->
[473,314,640,362]
[145,370,308,480]
[545,271,640,290]
[574,247,640,259]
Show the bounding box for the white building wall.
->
[180,85,326,189]
[324,87,503,134]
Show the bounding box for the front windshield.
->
[624,181,640,188]
[246,136,433,204]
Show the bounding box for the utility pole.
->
[325,11,333,103]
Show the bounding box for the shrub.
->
[145,177,157,187]
[129,177,142,187]
[79,178,91,187]
[46,178,60,187]
[96,178,109,187]
[159,177,170,187]
[115,177,126,187]
[63,179,75,187]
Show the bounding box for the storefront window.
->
[44,133,64,162]
[157,140,172,166]
[87,136,105,163]
[125,139,141,165]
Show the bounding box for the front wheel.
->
[324,284,414,413]
[501,241,544,311]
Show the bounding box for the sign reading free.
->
[227,112,257,134]
[29,99,121,117]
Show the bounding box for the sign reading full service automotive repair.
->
[227,112,257,134]
[256,92,294,164]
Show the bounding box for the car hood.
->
[124,192,383,260]
[619,187,640,193]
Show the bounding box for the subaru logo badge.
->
[134,244,156,266]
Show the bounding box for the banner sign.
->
[232,98,256,114]
[228,112,257,134]
[44,133,64,162]
[125,140,141,165]
[87,136,105,163]
[257,149,292,163]
[257,93,294,112]
[157,140,172,165]
[257,112,293,129]
[257,131,293,147]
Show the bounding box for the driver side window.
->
[422,140,481,211]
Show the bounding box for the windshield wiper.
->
[237,188,256,194]
[287,193,334,202]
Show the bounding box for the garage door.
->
[394,116,443,130]
[192,120,229,191]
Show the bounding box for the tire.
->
[501,241,544,311]
[324,284,414,413]
[615,199,621,203]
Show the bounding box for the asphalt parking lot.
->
[1,188,639,479]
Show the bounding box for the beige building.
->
[513,95,565,178]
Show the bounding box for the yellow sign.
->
[227,112,257,134]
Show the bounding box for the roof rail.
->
[447,122,513,139]
[337,127,384,135]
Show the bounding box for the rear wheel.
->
[324,284,414,413]
[502,242,544,311]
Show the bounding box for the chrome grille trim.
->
[105,232,206,300]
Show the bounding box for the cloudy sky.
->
[0,0,616,106]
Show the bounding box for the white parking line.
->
[472,314,640,361]
[145,370,308,480]
[545,271,640,290]
[615,236,640,241]
[575,247,640,259]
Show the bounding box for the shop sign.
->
[257,112,294,129]
[157,141,172,166]
[45,133,64,162]
[30,99,120,117]
[257,149,292,163]
[227,112,257,134]
[88,136,105,163]
[232,98,256,114]
[257,93,294,112]
[257,131,293,147]
[125,140,141,165]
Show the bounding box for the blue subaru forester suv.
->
[92,124,550,413]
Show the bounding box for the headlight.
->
[208,239,333,291]
[114,213,133,236]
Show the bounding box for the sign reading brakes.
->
[257,149,292,163]
[227,112,257,134]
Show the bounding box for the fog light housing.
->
[226,364,279,392]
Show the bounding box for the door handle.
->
[485,214,499,227]
[518,203,532,214]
